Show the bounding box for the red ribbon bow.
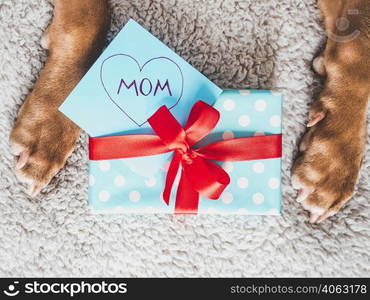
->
[89,101,282,214]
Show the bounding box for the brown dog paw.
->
[10,0,109,197]
[292,99,365,223]
[10,99,80,196]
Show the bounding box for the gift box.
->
[59,19,282,215]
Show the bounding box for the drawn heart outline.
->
[100,54,184,127]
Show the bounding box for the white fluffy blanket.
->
[0,0,369,276]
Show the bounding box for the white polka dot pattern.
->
[268,177,279,189]
[239,90,250,95]
[253,162,265,173]
[255,99,267,111]
[221,192,233,204]
[238,115,250,127]
[223,99,235,111]
[129,191,141,202]
[99,161,110,172]
[145,177,156,187]
[252,193,265,205]
[88,90,282,215]
[114,175,125,187]
[269,115,281,127]
[237,177,249,189]
[99,190,110,202]
[222,130,234,140]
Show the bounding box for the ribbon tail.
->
[174,173,199,214]
[162,152,181,205]
[182,157,230,200]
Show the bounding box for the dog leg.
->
[292,0,370,223]
[10,0,110,196]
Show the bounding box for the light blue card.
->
[59,19,222,137]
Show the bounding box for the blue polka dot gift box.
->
[58,19,282,215]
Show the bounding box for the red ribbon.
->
[89,101,282,214]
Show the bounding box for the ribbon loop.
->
[184,101,220,146]
[148,105,189,153]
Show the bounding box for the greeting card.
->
[59,19,222,137]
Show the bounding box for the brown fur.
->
[292,0,370,223]
[10,0,109,195]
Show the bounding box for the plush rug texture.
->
[0,0,369,277]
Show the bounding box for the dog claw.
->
[312,55,326,76]
[307,111,325,127]
[296,186,314,203]
[28,183,43,197]
[297,189,307,202]
[316,210,336,223]
[15,150,29,170]
[309,213,320,224]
